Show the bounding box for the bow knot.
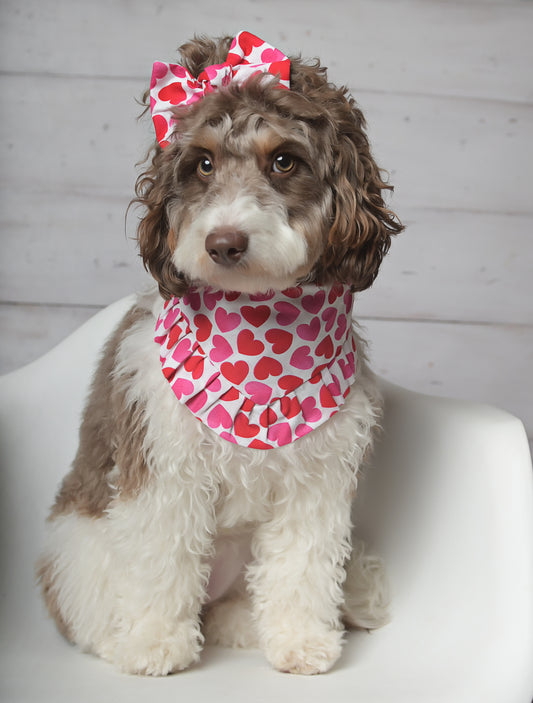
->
[150,31,291,148]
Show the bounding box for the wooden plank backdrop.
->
[1,0,532,444]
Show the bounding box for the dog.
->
[37,31,403,676]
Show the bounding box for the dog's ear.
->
[317,101,404,292]
[134,146,189,300]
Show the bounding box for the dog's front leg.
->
[96,469,217,676]
[248,468,353,675]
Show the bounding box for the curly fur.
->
[37,34,402,676]
[135,35,402,298]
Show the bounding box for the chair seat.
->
[1,296,532,702]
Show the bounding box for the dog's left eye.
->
[198,156,214,177]
[272,154,295,174]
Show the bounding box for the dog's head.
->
[135,34,403,297]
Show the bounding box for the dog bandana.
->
[155,284,359,449]
[150,30,291,148]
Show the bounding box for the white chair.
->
[1,297,532,703]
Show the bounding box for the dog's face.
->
[136,36,403,297]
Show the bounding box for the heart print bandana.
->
[155,284,359,449]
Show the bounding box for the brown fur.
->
[133,34,403,300]
[36,557,75,642]
[49,305,151,519]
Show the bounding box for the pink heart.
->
[290,345,314,370]
[274,301,300,326]
[302,290,326,314]
[210,335,233,362]
[244,381,273,405]
[267,422,293,446]
[327,374,342,397]
[205,375,222,392]
[335,314,348,340]
[301,397,322,423]
[261,47,285,63]
[321,307,337,332]
[249,291,275,302]
[296,317,320,341]
[162,308,180,330]
[172,377,194,399]
[186,390,208,413]
[295,424,313,438]
[219,431,238,444]
[204,289,224,310]
[215,307,241,332]
[207,405,233,429]
[171,338,192,363]
[183,291,202,311]
[339,352,356,380]
[344,291,353,313]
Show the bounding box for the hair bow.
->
[150,30,291,148]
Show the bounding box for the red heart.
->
[249,438,273,449]
[282,286,303,298]
[278,375,304,393]
[237,329,265,356]
[221,360,249,385]
[168,324,183,348]
[194,314,213,342]
[234,412,260,438]
[265,329,293,354]
[328,284,344,304]
[221,387,240,402]
[241,305,271,328]
[280,396,300,419]
[152,115,170,147]
[316,336,334,359]
[158,83,187,105]
[225,291,241,301]
[163,366,175,380]
[254,356,282,380]
[184,355,205,379]
[260,407,278,428]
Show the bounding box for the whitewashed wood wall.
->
[1,0,532,446]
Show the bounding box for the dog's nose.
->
[205,228,248,266]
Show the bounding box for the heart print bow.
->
[150,30,291,148]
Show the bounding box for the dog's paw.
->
[263,626,344,675]
[98,619,203,676]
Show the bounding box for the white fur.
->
[40,305,390,675]
[171,192,309,293]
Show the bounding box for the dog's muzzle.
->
[205,227,249,266]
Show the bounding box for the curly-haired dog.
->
[37,31,403,676]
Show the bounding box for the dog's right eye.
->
[197,157,214,178]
